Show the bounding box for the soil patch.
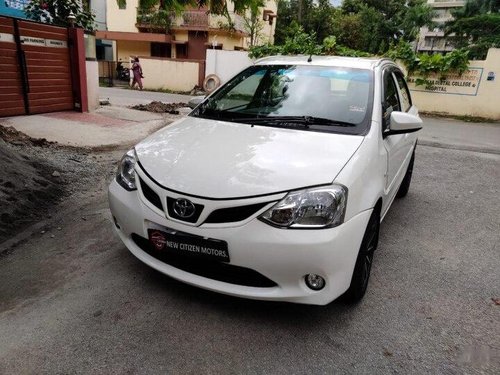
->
[0,125,55,147]
[130,101,187,114]
[0,125,113,245]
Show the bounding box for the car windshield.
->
[191,64,374,135]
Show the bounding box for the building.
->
[0,0,28,18]
[93,0,277,63]
[417,0,465,53]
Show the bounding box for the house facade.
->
[93,0,277,63]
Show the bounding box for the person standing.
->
[130,57,144,90]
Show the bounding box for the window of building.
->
[176,44,187,59]
[151,42,171,58]
[117,0,126,9]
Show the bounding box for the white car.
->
[109,56,422,305]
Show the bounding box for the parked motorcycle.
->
[116,61,130,81]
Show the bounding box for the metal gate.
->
[0,16,73,117]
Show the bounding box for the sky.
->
[330,0,342,6]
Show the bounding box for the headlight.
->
[259,185,347,229]
[116,149,137,191]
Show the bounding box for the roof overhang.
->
[95,31,172,43]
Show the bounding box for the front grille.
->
[139,177,163,211]
[132,234,277,288]
[166,197,203,223]
[204,202,270,224]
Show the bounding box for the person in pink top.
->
[130,57,144,90]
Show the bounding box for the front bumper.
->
[108,179,372,305]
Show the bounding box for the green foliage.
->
[280,22,321,56]
[274,0,338,45]
[241,0,265,47]
[275,0,435,54]
[248,26,371,59]
[137,8,172,31]
[445,0,500,60]
[25,0,96,31]
[247,44,282,59]
[138,0,195,13]
[387,40,470,86]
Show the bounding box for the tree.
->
[400,1,436,42]
[242,0,265,46]
[339,0,435,53]
[445,0,500,59]
[199,0,257,20]
[25,0,96,31]
[274,0,332,45]
[275,0,434,54]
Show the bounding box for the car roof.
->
[254,55,392,70]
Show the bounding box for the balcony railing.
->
[137,8,246,34]
[180,10,209,27]
[136,8,173,32]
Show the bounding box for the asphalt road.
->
[0,144,499,374]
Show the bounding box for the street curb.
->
[418,139,500,155]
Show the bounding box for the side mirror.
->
[384,111,422,137]
[188,96,205,109]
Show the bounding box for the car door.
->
[382,68,416,195]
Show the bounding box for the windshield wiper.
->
[234,116,356,128]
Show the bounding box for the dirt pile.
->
[0,125,113,245]
[130,101,187,114]
[0,137,63,243]
[0,125,55,147]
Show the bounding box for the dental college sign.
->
[407,68,483,96]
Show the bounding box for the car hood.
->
[135,116,364,199]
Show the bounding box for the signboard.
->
[407,68,483,96]
[20,36,45,46]
[45,39,67,48]
[20,36,67,48]
[0,32,15,43]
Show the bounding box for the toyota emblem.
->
[173,198,196,218]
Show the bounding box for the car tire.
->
[342,208,380,303]
[396,149,415,198]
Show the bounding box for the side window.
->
[211,72,264,111]
[382,71,401,130]
[394,71,412,112]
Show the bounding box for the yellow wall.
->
[174,30,189,42]
[208,32,244,50]
[260,0,278,45]
[116,40,151,62]
[140,57,200,91]
[107,0,139,33]
[406,48,500,119]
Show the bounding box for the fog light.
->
[305,274,325,291]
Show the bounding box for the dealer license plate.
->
[147,228,230,262]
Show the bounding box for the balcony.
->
[136,8,247,35]
[136,8,173,32]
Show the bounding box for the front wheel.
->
[342,209,380,303]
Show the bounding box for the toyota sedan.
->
[108,56,422,305]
